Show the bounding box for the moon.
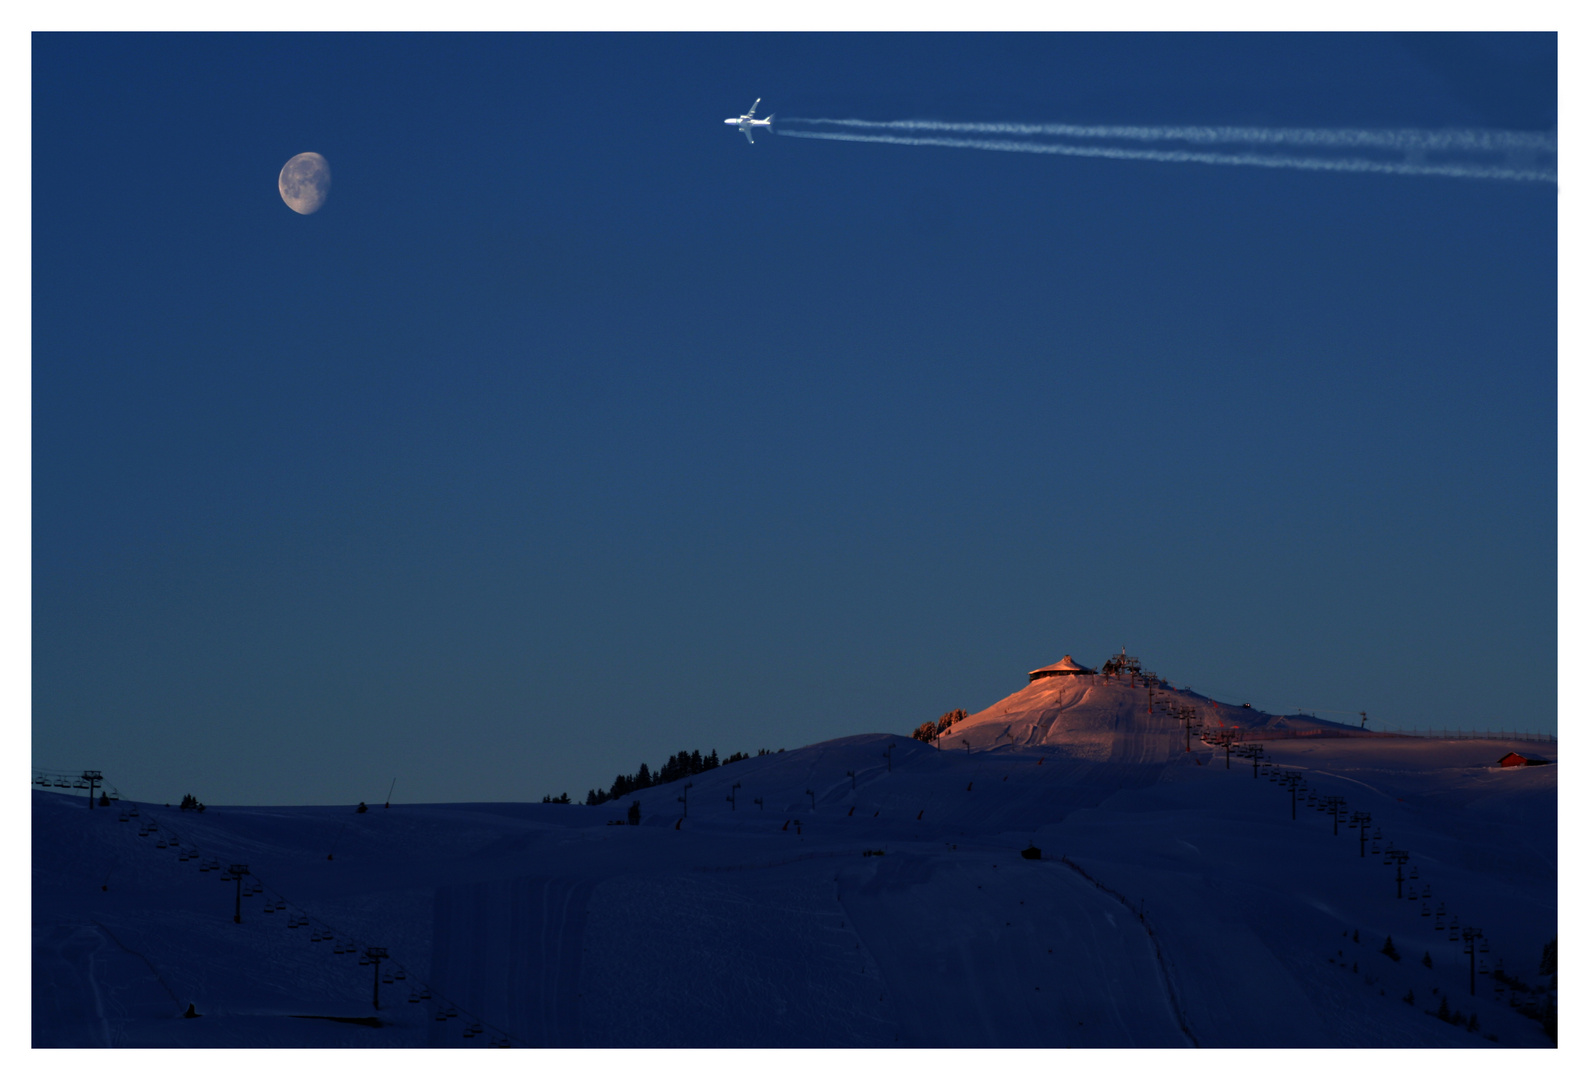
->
[278,152,331,215]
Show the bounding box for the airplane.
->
[724,98,774,144]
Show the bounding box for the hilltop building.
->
[1027,655,1097,683]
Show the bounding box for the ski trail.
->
[1058,857,1198,1047]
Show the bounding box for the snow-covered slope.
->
[33,678,1556,1048]
[954,673,1360,758]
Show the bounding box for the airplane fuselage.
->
[726,99,772,143]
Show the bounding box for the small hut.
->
[1497,752,1529,768]
[1028,655,1097,683]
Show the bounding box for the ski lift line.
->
[1226,738,1476,968]
[107,799,530,1048]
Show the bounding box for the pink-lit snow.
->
[32,673,1555,1048]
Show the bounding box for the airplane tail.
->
[767,113,775,126]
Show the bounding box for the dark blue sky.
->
[33,33,1556,805]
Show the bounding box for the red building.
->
[1497,752,1529,768]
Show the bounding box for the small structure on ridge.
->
[1028,655,1097,683]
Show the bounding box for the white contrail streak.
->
[782,117,1557,155]
[777,128,1557,184]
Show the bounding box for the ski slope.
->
[32,676,1556,1048]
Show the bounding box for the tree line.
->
[912,709,965,744]
[584,747,782,806]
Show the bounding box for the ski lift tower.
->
[1178,705,1201,752]
[365,947,388,1008]
[1236,743,1266,778]
[1320,795,1348,835]
[1349,811,1373,857]
[1461,927,1486,997]
[1383,848,1411,898]
[81,770,103,809]
[228,864,249,923]
[1280,771,1305,820]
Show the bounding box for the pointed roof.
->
[1028,654,1096,680]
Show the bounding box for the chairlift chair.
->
[1449,927,1460,942]
[382,973,394,984]
[1480,939,1490,954]
[1410,865,1419,880]
[1421,903,1431,916]
[394,970,406,981]
[435,1008,448,1022]
[420,989,432,1001]
[447,1006,458,1019]
[1423,884,1432,898]
[409,991,421,1004]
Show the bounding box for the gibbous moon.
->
[278,152,331,214]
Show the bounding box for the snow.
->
[32,679,1557,1050]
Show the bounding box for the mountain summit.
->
[953,652,1361,759]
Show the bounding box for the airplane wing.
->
[743,128,754,144]
[746,98,760,119]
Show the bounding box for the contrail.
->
[782,116,1557,155]
[777,128,1557,184]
